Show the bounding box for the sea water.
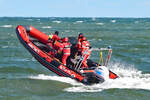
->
[0,17,150,100]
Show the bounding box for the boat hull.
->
[16,25,118,85]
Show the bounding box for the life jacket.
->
[62,42,71,55]
[81,40,90,53]
[49,34,60,41]
[52,40,61,50]
[76,37,82,52]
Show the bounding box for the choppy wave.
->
[111,20,116,23]
[76,21,83,23]
[41,26,52,29]
[0,25,12,28]
[96,23,104,25]
[1,46,9,48]
[25,19,33,21]
[92,17,96,21]
[52,20,61,23]
[29,62,150,92]
[135,21,139,24]
[89,38,102,42]
[36,19,40,21]
[74,21,84,24]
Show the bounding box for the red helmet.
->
[62,37,69,42]
[82,37,86,41]
[79,33,84,38]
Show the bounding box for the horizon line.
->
[0,16,150,18]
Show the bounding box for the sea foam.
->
[29,62,150,92]
[65,62,150,92]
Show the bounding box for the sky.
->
[0,0,150,17]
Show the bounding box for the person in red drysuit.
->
[47,31,61,56]
[75,33,84,55]
[58,37,71,66]
[80,37,91,68]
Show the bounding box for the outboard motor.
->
[94,66,109,83]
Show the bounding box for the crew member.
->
[75,33,84,55]
[48,31,60,41]
[80,37,91,68]
[47,31,61,56]
[58,37,71,66]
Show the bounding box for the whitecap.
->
[36,19,40,21]
[75,21,83,23]
[11,58,31,62]
[1,46,9,48]
[52,20,61,23]
[111,20,116,23]
[96,23,104,25]
[25,19,33,21]
[88,38,96,42]
[92,17,96,21]
[0,25,12,28]
[65,30,70,32]
[41,26,52,29]
[135,21,139,24]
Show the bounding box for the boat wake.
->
[29,74,81,86]
[29,62,150,92]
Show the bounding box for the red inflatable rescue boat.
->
[16,25,118,85]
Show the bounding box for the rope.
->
[98,51,104,66]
